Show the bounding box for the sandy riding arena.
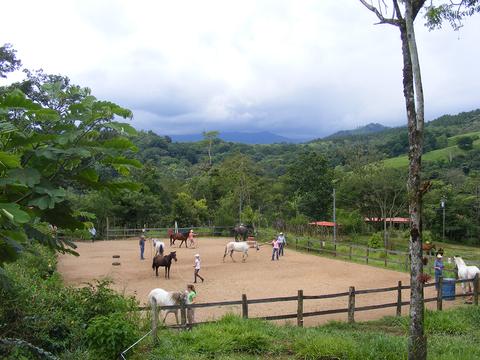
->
[58,237,454,326]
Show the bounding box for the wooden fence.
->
[145,275,480,341]
[105,226,233,240]
[294,238,480,273]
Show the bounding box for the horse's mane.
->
[170,291,186,305]
[454,256,466,266]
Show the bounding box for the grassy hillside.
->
[383,137,480,169]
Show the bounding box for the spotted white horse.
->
[223,241,259,262]
[453,256,480,299]
[147,288,187,324]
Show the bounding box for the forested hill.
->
[323,123,390,140]
[134,108,480,178]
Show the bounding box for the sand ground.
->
[57,237,460,326]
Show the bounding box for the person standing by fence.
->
[193,254,204,283]
[188,229,196,248]
[186,284,197,325]
[434,253,444,289]
[139,235,146,260]
[277,232,286,256]
[271,238,279,261]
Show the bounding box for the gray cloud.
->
[1,1,479,139]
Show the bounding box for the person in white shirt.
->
[277,232,286,256]
[193,254,204,283]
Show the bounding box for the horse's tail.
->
[159,244,164,255]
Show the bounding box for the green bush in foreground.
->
[0,244,142,359]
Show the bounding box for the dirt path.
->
[57,237,459,326]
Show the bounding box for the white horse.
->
[148,288,187,324]
[153,239,165,256]
[223,241,259,262]
[453,256,480,296]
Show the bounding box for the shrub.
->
[457,136,474,150]
[368,232,383,249]
[86,312,138,359]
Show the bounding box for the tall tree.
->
[359,1,479,358]
[201,130,219,167]
[359,1,427,358]
[286,151,333,220]
[0,51,140,285]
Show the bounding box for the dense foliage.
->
[0,245,140,359]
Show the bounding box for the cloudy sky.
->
[1,1,479,139]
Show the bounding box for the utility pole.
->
[333,188,337,244]
[441,197,446,242]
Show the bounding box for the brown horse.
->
[152,251,177,278]
[422,242,437,256]
[169,232,189,248]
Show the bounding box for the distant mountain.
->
[324,123,390,140]
[170,131,309,144]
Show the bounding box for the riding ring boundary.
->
[57,237,459,327]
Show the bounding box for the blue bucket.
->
[442,278,456,301]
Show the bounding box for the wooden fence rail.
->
[295,238,480,272]
[146,275,480,339]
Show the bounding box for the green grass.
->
[133,307,480,359]
[289,233,480,276]
[383,138,480,169]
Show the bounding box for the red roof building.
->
[309,221,337,227]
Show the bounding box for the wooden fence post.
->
[437,276,443,311]
[151,298,158,344]
[297,290,304,327]
[242,294,249,319]
[474,274,479,306]
[348,286,355,323]
[396,281,402,317]
[334,243,337,257]
[366,248,369,264]
[295,238,298,250]
[307,241,311,252]
[384,250,387,267]
[349,245,352,260]
[180,302,187,327]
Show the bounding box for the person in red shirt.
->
[271,238,279,261]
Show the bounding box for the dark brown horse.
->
[232,224,253,242]
[169,232,189,247]
[152,251,177,278]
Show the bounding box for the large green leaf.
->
[0,168,41,187]
[0,151,20,169]
[0,203,30,223]
[104,122,137,136]
[101,137,137,151]
[77,168,99,183]
[0,89,41,110]
[28,195,54,210]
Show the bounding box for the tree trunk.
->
[402,4,426,358]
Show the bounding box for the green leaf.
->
[28,195,54,210]
[0,203,30,223]
[0,121,17,135]
[104,156,142,168]
[77,169,99,183]
[0,168,41,187]
[0,151,20,169]
[104,122,137,136]
[0,89,41,110]
[101,137,137,151]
